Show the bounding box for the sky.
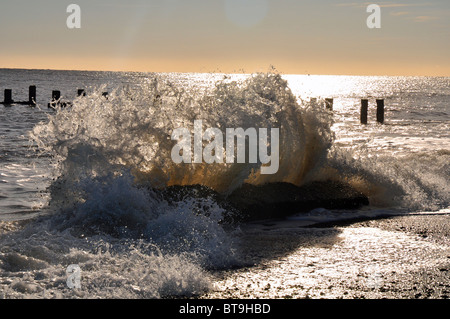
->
[0,0,449,76]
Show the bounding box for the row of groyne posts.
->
[0,86,107,109]
[0,86,385,124]
[312,97,384,124]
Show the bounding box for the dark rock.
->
[155,180,369,223]
[226,180,369,221]
[158,184,221,203]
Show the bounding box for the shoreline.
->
[0,211,448,299]
[200,213,450,299]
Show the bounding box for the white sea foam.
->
[0,173,237,298]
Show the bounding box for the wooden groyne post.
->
[325,98,333,111]
[360,99,368,124]
[4,89,13,104]
[29,85,36,105]
[52,90,61,102]
[376,99,385,124]
[48,90,61,108]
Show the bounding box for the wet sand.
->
[202,213,450,299]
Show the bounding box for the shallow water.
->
[205,219,450,299]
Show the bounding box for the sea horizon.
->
[1,67,449,78]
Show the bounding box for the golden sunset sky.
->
[1,0,449,76]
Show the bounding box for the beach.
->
[203,213,450,299]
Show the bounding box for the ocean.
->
[0,68,448,299]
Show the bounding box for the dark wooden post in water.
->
[376,99,385,124]
[360,99,368,124]
[29,86,36,105]
[77,89,86,97]
[52,90,61,101]
[4,89,13,104]
[325,98,333,111]
[48,90,61,108]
